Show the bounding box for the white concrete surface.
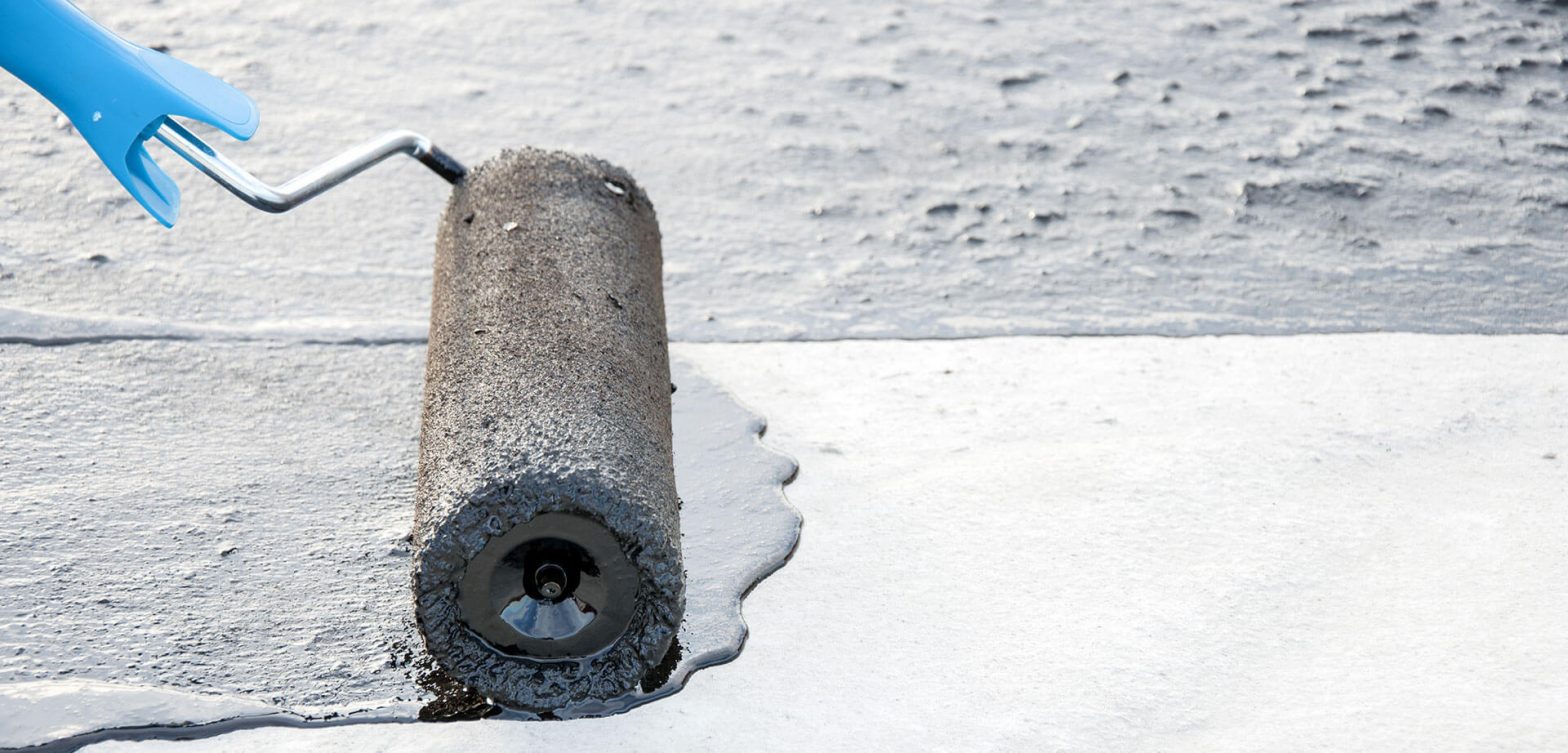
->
[3,1,1567,340]
[0,345,796,745]
[4,0,1567,749]
[73,335,1568,752]
[0,681,280,751]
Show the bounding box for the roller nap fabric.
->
[412,149,683,711]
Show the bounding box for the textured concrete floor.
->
[0,345,798,744]
[2,0,1567,750]
[2,0,1567,341]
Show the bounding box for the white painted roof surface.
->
[2,0,1566,748]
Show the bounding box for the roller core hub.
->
[458,513,639,659]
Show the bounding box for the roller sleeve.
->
[412,148,683,711]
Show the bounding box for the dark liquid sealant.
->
[0,357,800,748]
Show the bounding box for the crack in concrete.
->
[0,334,430,348]
[0,334,200,348]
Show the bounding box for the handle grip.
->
[0,0,259,226]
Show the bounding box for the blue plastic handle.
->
[0,0,259,226]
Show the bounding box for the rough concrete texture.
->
[0,340,792,747]
[414,149,683,711]
[3,1,1568,342]
[1,0,1565,748]
[0,342,427,711]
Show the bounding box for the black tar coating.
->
[412,148,683,712]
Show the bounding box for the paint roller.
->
[0,0,683,711]
[413,150,681,711]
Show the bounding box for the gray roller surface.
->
[412,148,683,712]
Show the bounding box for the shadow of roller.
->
[412,149,683,713]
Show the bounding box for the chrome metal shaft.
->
[153,118,466,214]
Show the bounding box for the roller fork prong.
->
[153,118,466,214]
